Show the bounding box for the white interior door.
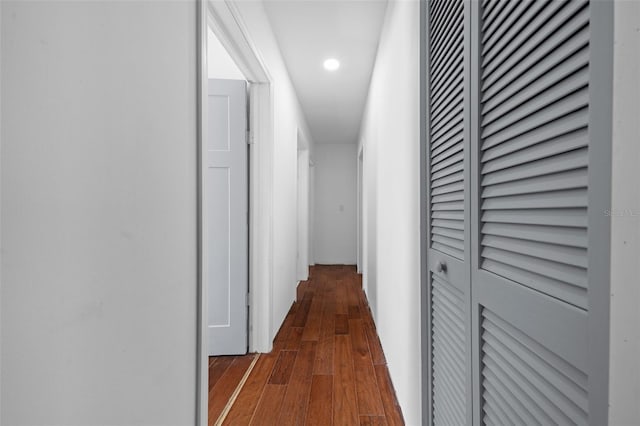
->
[207,79,248,356]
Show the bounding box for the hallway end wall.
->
[232,1,315,341]
[314,144,357,265]
[358,1,421,424]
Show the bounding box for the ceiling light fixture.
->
[323,58,340,71]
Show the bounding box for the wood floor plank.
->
[335,313,349,335]
[276,341,317,425]
[285,327,303,350]
[333,335,359,426]
[313,328,335,374]
[209,356,235,391]
[336,280,348,315]
[293,297,312,327]
[350,319,385,416]
[268,350,298,385]
[374,364,405,426]
[297,280,309,302]
[360,415,388,425]
[349,305,361,319]
[273,305,297,350]
[314,310,335,375]
[301,297,323,341]
[250,384,287,426]
[209,354,256,425]
[306,375,333,426]
[346,280,361,307]
[222,354,278,425]
[365,320,387,366]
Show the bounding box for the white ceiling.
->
[264,0,388,145]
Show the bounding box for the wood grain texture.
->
[268,350,298,385]
[276,341,317,425]
[375,365,405,426]
[250,384,287,426]
[209,354,257,425]
[306,375,333,426]
[222,354,277,425]
[210,265,404,425]
[350,319,385,416]
[334,334,359,425]
[360,416,388,426]
[335,313,350,335]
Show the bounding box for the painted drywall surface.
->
[208,26,245,80]
[1,2,197,424]
[609,2,640,423]
[358,1,421,424]
[232,1,315,340]
[314,144,358,265]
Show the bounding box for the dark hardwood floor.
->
[209,353,259,424]
[210,265,405,425]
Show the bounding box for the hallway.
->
[210,266,404,425]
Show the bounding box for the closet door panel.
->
[426,0,472,424]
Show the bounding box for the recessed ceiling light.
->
[323,58,340,71]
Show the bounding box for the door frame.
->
[357,146,364,274]
[197,0,275,424]
[419,1,429,423]
[296,130,310,282]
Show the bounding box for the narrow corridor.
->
[209,265,405,425]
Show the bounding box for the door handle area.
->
[436,260,447,273]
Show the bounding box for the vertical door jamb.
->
[419,0,432,424]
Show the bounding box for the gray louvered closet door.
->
[424,0,612,425]
[425,0,473,424]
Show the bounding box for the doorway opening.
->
[198,1,275,423]
[297,131,310,282]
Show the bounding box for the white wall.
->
[314,144,357,265]
[1,2,197,424]
[231,1,315,339]
[358,1,421,424]
[208,26,245,80]
[609,1,640,424]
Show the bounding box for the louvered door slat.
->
[481,91,589,146]
[479,0,590,309]
[431,57,464,106]
[481,110,589,162]
[483,149,589,186]
[483,27,590,107]
[431,272,466,425]
[429,17,465,265]
[482,1,546,60]
[482,66,589,131]
[481,0,510,37]
[480,309,589,425]
[482,222,588,248]
[482,1,588,87]
[481,208,588,228]
[482,133,588,174]
[430,1,463,49]
[431,18,464,71]
[481,0,521,45]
